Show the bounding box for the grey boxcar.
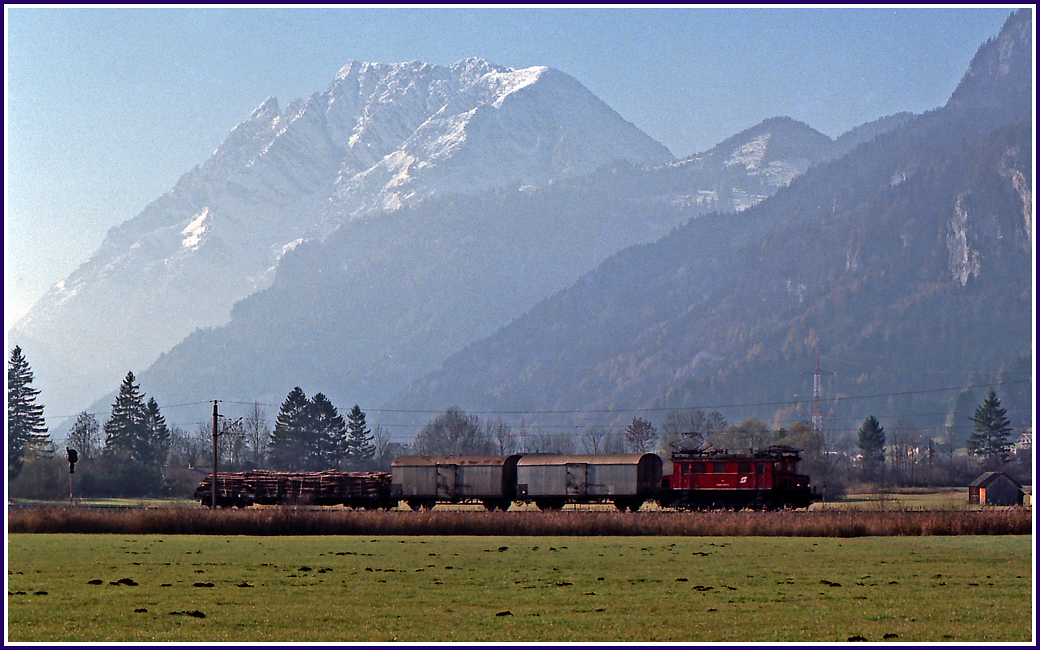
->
[515,453,663,511]
[391,455,521,511]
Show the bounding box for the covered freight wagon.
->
[391,455,521,511]
[515,453,663,511]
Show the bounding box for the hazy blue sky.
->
[4,5,1021,331]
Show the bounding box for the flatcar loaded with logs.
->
[195,446,819,511]
[192,470,395,509]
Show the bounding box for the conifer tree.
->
[345,404,375,469]
[857,415,886,481]
[310,393,348,469]
[104,371,150,461]
[968,391,1014,462]
[143,397,172,470]
[267,387,314,471]
[7,346,49,480]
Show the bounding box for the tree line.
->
[8,345,1030,500]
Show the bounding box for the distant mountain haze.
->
[392,10,1033,441]
[10,58,672,420]
[73,108,885,431]
[8,11,1031,449]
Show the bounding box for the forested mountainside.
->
[393,10,1033,447]
[82,112,881,425]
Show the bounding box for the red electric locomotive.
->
[658,445,819,510]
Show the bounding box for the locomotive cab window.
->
[738,462,751,474]
[713,462,726,474]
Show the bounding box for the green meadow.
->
[6,534,1033,643]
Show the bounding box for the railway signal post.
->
[66,448,78,504]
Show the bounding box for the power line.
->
[357,377,1031,418]
[822,355,1033,377]
[35,378,1034,434]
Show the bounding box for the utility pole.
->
[212,400,219,509]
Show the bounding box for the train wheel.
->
[407,500,423,512]
[420,501,435,511]
[482,500,497,512]
[613,499,630,512]
[628,500,644,512]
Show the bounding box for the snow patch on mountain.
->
[9,57,675,419]
[180,208,210,251]
[726,133,771,169]
[947,194,981,285]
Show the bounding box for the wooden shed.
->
[968,472,1024,506]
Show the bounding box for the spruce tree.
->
[143,397,171,470]
[345,404,375,469]
[104,371,150,461]
[968,391,1014,462]
[268,387,314,471]
[857,415,886,481]
[309,393,347,469]
[7,346,49,480]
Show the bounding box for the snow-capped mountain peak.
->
[9,57,674,419]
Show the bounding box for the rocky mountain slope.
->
[12,22,1001,436]
[10,58,674,419]
[93,111,881,422]
[392,10,1033,445]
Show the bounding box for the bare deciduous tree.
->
[242,402,270,469]
[372,425,392,469]
[413,407,495,456]
[581,425,608,454]
[888,417,912,485]
[66,411,103,461]
[166,426,197,468]
[623,417,657,454]
[194,419,246,470]
[660,409,728,452]
[485,418,517,455]
[525,430,576,454]
[602,430,626,454]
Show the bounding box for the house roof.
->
[969,471,1023,489]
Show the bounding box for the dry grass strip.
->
[7,505,1031,536]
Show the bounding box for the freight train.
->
[194,446,819,511]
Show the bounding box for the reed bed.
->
[7,505,1032,536]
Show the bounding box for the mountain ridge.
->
[10,57,674,420]
[389,9,1033,442]
[64,104,902,433]
[13,11,1028,443]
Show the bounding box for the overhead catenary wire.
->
[38,377,1032,424]
[41,377,1032,447]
